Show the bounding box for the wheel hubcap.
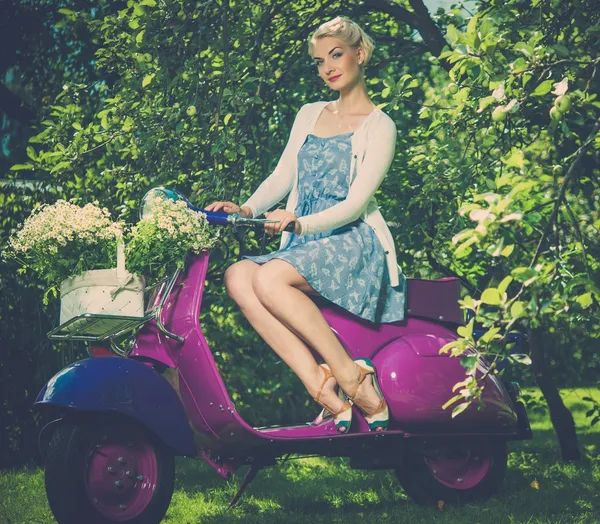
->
[424,444,492,490]
[84,432,158,520]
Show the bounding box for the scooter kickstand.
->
[227,465,261,509]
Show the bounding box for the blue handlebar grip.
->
[203,211,231,225]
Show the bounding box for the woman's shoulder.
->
[374,107,397,132]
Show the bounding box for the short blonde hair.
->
[308,16,376,67]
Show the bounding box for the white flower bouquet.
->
[125,197,218,283]
[4,200,125,305]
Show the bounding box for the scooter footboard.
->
[33,356,196,456]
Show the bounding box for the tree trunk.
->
[528,326,580,461]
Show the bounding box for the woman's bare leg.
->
[251,259,383,413]
[224,259,345,413]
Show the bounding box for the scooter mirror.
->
[139,187,197,220]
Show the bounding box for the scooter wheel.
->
[44,417,175,524]
[396,439,507,506]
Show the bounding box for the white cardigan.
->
[242,101,404,287]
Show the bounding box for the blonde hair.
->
[308,16,376,67]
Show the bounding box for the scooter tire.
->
[396,439,507,506]
[44,417,175,524]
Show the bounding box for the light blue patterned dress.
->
[243,131,405,324]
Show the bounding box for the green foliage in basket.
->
[125,198,218,283]
[3,200,124,303]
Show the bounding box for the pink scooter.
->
[35,189,531,524]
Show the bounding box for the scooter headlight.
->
[139,187,195,220]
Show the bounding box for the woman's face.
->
[311,36,362,91]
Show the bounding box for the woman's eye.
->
[333,52,342,59]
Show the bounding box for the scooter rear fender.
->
[33,356,196,456]
[373,334,519,433]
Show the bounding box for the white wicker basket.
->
[59,237,145,325]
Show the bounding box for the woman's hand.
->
[264,209,301,235]
[204,201,252,218]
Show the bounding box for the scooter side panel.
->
[319,305,458,358]
[373,337,518,431]
[33,357,196,456]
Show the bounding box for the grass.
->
[1,388,599,523]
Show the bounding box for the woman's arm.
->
[241,104,309,218]
[296,117,397,235]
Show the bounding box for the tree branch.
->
[356,0,452,72]
[361,0,420,27]
[531,115,600,267]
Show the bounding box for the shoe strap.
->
[331,400,352,418]
[314,364,333,406]
[366,397,387,418]
[347,363,373,403]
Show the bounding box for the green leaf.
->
[10,163,34,171]
[140,0,157,5]
[439,340,462,355]
[142,74,155,88]
[481,288,501,305]
[136,30,146,44]
[454,236,478,258]
[551,44,569,57]
[512,267,536,282]
[26,146,37,160]
[457,318,475,339]
[503,149,525,169]
[224,113,232,125]
[511,57,528,73]
[514,42,532,57]
[446,24,460,44]
[498,276,513,295]
[480,327,501,344]
[509,354,532,365]
[575,292,593,309]
[452,402,470,418]
[477,95,496,113]
[501,244,515,257]
[460,355,478,372]
[531,80,554,97]
[511,301,526,318]
[50,161,71,172]
[442,394,463,410]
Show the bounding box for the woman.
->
[205,16,405,433]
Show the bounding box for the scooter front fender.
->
[34,357,196,456]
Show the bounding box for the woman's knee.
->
[252,261,288,306]
[224,261,257,304]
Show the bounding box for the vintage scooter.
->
[35,188,531,524]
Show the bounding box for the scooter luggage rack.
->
[47,268,183,343]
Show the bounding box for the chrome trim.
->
[154,268,184,344]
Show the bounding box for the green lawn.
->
[1,388,599,523]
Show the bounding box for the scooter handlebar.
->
[202,210,296,233]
